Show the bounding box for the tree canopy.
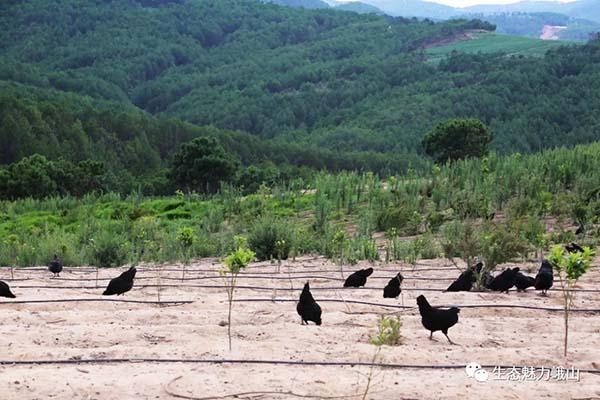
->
[171,137,239,194]
[423,119,493,163]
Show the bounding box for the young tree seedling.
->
[332,230,347,279]
[221,236,255,351]
[548,244,595,358]
[177,227,196,282]
[275,238,286,273]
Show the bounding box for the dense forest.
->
[0,82,428,197]
[1,0,600,197]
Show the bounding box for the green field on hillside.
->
[426,32,573,62]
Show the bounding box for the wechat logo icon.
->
[466,362,489,382]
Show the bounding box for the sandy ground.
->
[1,256,599,400]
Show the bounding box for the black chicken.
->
[534,260,553,295]
[487,267,520,293]
[0,280,16,298]
[296,282,322,325]
[416,295,460,345]
[48,254,63,277]
[383,273,403,298]
[565,242,584,253]
[446,268,476,292]
[102,267,136,296]
[514,272,535,292]
[343,267,374,288]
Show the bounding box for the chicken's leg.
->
[443,332,456,345]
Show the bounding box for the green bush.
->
[376,206,420,234]
[90,231,128,268]
[370,315,403,346]
[414,234,442,259]
[441,220,480,268]
[347,235,380,263]
[248,216,292,261]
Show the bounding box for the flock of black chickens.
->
[0,242,586,346]
[0,254,137,299]
[297,242,585,345]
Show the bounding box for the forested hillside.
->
[1,0,600,196]
[0,82,425,196]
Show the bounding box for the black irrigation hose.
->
[4,261,598,275]
[0,298,193,305]
[21,275,455,283]
[6,284,444,292]
[232,298,600,313]
[0,358,597,374]
[9,284,600,294]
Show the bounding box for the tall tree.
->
[171,136,239,193]
[422,119,492,163]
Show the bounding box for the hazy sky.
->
[432,0,572,8]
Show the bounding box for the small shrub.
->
[248,216,292,261]
[202,206,225,233]
[477,222,530,288]
[426,210,447,232]
[347,235,379,263]
[506,197,533,219]
[90,231,127,268]
[441,220,480,268]
[376,206,410,232]
[370,315,402,346]
[414,234,442,259]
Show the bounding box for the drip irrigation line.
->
[4,260,598,275]
[0,278,32,282]
[0,358,597,375]
[6,284,444,292]
[232,298,600,313]
[1,267,98,273]
[22,275,455,283]
[0,298,193,305]
[8,284,600,294]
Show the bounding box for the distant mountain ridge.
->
[263,0,330,9]
[286,0,600,40]
[353,0,458,19]
[334,1,384,14]
[268,0,600,26]
[463,0,600,23]
[460,11,600,41]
